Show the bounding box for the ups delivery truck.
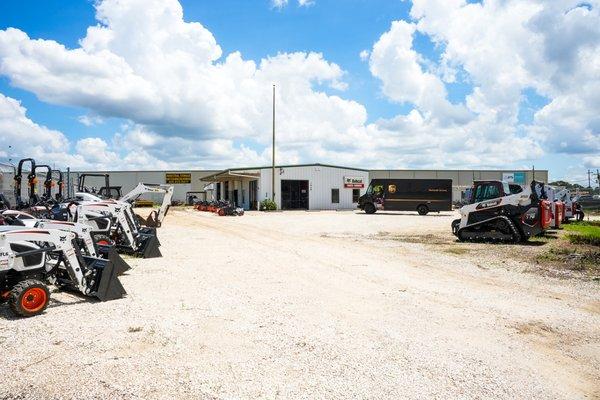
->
[358,179,452,215]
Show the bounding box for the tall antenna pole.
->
[272,84,276,202]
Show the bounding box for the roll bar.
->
[34,164,53,201]
[78,173,111,197]
[14,158,36,208]
[52,169,64,201]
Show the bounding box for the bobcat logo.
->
[115,207,121,212]
[59,235,67,242]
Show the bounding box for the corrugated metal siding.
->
[259,165,369,210]
[70,170,217,202]
[66,167,549,206]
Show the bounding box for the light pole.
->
[272,84,276,202]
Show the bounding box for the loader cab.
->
[78,174,121,199]
[98,186,123,199]
[508,184,523,194]
[469,181,510,204]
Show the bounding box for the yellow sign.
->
[165,173,191,184]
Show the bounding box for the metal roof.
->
[227,163,369,172]
[200,163,370,182]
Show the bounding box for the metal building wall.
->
[70,170,217,202]
[259,165,369,210]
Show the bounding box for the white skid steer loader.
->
[452,180,552,243]
[0,227,128,317]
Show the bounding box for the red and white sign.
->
[344,176,364,188]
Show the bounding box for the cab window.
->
[473,184,501,203]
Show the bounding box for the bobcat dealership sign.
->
[344,176,365,188]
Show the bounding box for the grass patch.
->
[563,222,600,246]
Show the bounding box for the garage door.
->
[281,180,309,210]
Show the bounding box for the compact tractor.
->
[0,227,128,317]
[10,164,162,259]
[452,180,552,242]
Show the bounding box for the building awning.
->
[200,169,261,182]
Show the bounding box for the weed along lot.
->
[1,209,599,399]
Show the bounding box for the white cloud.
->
[369,20,472,125]
[272,0,314,8]
[407,0,600,155]
[77,114,104,126]
[298,0,315,7]
[0,0,596,173]
[272,0,288,9]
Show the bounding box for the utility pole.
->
[588,169,592,188]
[272,84,276,202]
[597,169,600,191]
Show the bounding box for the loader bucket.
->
[137,210,161,228]
[89,248,128,301]
[138,233,162,259]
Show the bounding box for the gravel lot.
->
[1,208,598,399]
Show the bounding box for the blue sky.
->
[0,0,416,135]
[0,0,598,182]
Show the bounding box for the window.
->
[473,183,501,203]
[331,188,340,204]
[352,189,360,203]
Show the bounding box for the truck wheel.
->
[9,280,50,317]
[417,205,429,215]
[364,203,376,214]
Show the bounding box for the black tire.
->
[451,219,461,236]
[417,205,429,215]
[364,203,376,214]
[9,280,50,317]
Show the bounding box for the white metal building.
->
[201,164,370,211]
[0,161,550,211]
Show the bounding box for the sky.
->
[0,0,598,183]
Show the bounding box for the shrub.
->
[260,199,277,211]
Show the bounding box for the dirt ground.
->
[1,208,599,400]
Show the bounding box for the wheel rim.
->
[21,288,47,312]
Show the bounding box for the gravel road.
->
[0,209,598,399]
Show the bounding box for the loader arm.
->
[1,229,88,293]
[1,227,127,301]
[76,203,137,248]
[35,220,98,257]
[120,183,174,227]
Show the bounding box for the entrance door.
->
[249,180,258,210]
[281,180,309,210]
[233,189,239,207]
